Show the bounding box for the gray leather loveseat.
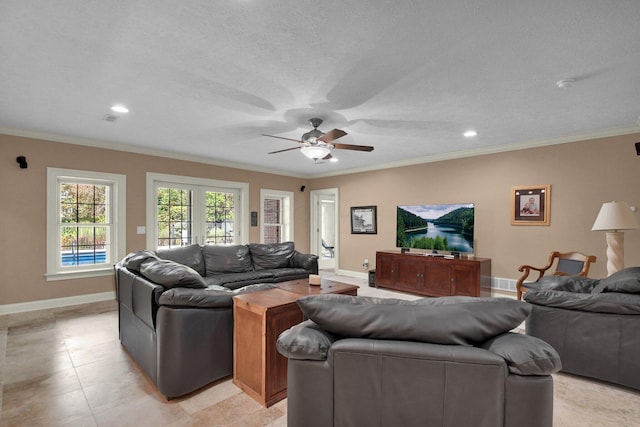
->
[277,294,561,427]
[524,266,640,390]
[115,241,318,398]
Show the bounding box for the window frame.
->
[260,189,293,244]
[46,168,126,281]
[146,173,249,249]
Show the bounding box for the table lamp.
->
[591,201,639,276]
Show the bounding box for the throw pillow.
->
[591,266,640,294]
[140,258,207,289]
[296,294,531,345]
[120,250,158,272]
[479,332,561,376]
[277,320,337,361]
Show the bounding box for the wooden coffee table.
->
[274,277,358,296]
[232,278,358,407]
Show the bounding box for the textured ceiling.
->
[1,1,639,177]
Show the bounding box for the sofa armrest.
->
[479,332,561,376]
[290,251,319,274]
[277,320,336,360]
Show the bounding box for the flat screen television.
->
[396,203,474,253]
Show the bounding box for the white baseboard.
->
[0,291,116,315]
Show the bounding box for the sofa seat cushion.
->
[591,267,640,294]
[203,244,253,275]
[296,294,530,345]
[156,244,205,276]
[140,258,207,289]
[479,332,561,376]
[158,283,275,308]
[270,268,312,280]
[249,242,295,270]
[524,289,640,314]
[203,270,275,289]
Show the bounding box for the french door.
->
[146,173,248,249]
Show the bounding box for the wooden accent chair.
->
[516,251,596,300]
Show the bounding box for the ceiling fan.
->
[263,118,374,161]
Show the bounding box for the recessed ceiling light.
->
[111,104,129,113]
[463,130,477,138]
[329,157,338,163]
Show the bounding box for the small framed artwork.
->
[351,205,377,234]
[511,185,550,226]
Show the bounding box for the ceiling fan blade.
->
[318,128,347,143]
[268,146,301,154]
[332,142,374,152]
[262,134,302,143]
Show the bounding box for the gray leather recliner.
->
[277,295,561,427]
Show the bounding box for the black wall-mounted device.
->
[16,156,28,169]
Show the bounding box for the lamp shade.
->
[591,201,640,231]
[300,145,331,160]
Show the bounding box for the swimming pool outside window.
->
[46,168,126,280]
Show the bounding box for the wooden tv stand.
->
[375,250,491,297]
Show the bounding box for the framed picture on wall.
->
[511,185,550,226]
[351,205,377,234]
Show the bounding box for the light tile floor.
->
[1,273,639,426]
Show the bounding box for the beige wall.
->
[312,133,640,280]
[1,134,310,305]
[2,131,639,306]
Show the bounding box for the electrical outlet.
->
[363,259,369,269]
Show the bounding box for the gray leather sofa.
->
[115,242,318,398]
[524,266,640,390]
[277,295,561,427]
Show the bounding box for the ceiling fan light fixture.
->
[300,145,331,160]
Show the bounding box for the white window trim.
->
[46,168,126,281]
[260,189,294,243]
[146,172,249,248]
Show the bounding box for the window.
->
[147,173,248,249]
[46,168,126,280]
[260,189,293,243]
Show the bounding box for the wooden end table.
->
[232,278,358,407]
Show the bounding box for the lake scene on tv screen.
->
[397,203,474,253]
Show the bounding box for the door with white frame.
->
[146,173,249,249]
[311,188,338,270]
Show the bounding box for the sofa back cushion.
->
[139,258,207,289]
[591,266,640,294]
[203,244,253,275]
[156,244,205,276]
[297,294,531,346]
[249,242,295,270]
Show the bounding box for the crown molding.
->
[3,125,638,180]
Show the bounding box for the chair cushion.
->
[479,332,561,375]
[202,244,253,275]
[249,242,295,270]
[139,258,207,289]
[296,294,530,345]
[523,275,598,293]
[591,267,640,294]
[156,244,205,276]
